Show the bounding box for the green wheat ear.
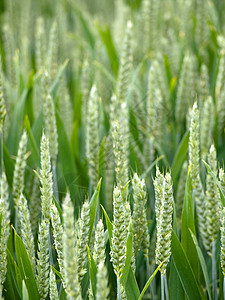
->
[221,207,225,276]
[17,194,36,272]
[39,132,53,220]
[176,161,188,226]
[62,192,82,299]
[51,203,64,281]
[86,85,99,188]
[96,261,109,300]
[176,54,195,128]
[116,20,133,104]
[189,102,208,250]
[47,21,58,82]
[36,218,50,300]
[12,130,28,208]
[219,167,225,197]
[35,17,46,71]
[216,36,225,101]
[29,175,41,237]
[200,96,214,158]
[58,78,73,139]
[132,173,149,258]
[205,144,220,255]
[112,120,129,195]
[81,59,91,130]
[42,72,58,166]
[111,186,127,278]
[198,64,209,119]
[0,172,10,296]
[154,170,174,274]
[77,200,90,282]
[49,268,58,300]
[93,219,106,267]
[0,56,6,134]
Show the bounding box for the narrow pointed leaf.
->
[101,204,113,247]
[121,219,133,287]
[14,228,39,300]
[22,281,29,300]
[125,268,140,300]
[89,178,102,242]
[87,245,97,299]
[189,230,212,300]
[138,262,164,300]
[181,166,198,277]
[171,230,204,300]
[171,131,189,185]
[203,160,225,206]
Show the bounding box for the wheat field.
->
[0,0,225,299]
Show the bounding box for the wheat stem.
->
[223,277,225,300]
[164,273,169,300]
[161,273,164,300]
[117,276,121,300]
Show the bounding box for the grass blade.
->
[171,230,204,300]
[189,229,212,300]
[89,178,102,242]
[138,262,164,300]
[14,228,39,300]
[171,131,189,186]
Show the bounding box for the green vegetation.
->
[1,0,225,299]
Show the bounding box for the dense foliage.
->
[0,0,225,299]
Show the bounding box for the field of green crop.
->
[1,0,225,299]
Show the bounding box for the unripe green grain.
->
[62,193,82,299]
[112,119,129,194]
[176,161,188,225]
[17,194,36,272]
[0,172,10,295]
[198,64,210,119]
[77,200,90,282]
[58,79,73,139]
[201,96,214,158]
[219,167,225,197]
[220,207,225,276]
[0,57,6,134]
[116,21,133,104]
[49,268,58,300]
[96,262,109,300]
[154,171,174,274]
[35,18,46,71]
[42,73,58,166]
[195,0,208,48]
[189,102,208,249]
[123,202,136,273]
[47,21,58,81]
[216,38,225,100]
[132,173,149,258]
[217,85,225,134]
[2,24,16,87]
[111,186,127,277]
[93,219,105,267]
[205,145,220,254]
[51,203,64,279]
[36,218,50,300]
[86,85,99,188]
[81,59,90,128]
[39,133,53,220]
[12,130,28,208]
[176,54,195,127]
[29,175,41,237]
